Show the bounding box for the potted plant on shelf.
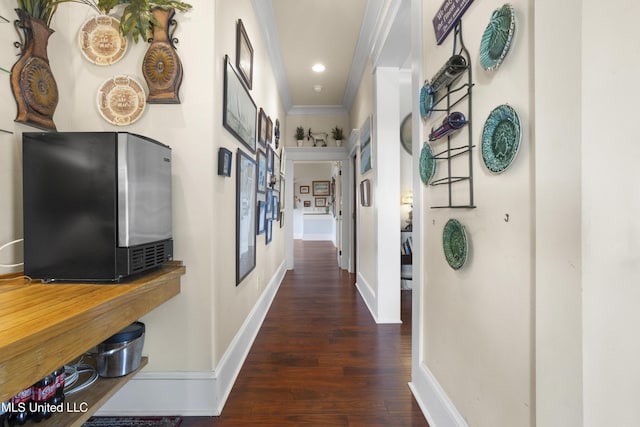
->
[331,126,344,147]
[295,126,305,147]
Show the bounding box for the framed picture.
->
[267,145,274,173]
[315,197,326,207]
[300,185,310,194]
[360,179,371,207]
[265,219,273,244]
[257,200,266,235]
[223,55,257,153]
[312,181,330,196]
[273,154,280,188]
[217,147,232,177]
[236,149,257,285]
[266,116,273,144]
[266,189,273,219]
[258,108,267,147]
[304,200,311,207]
[257,149,267,193]
[235,19,253,90]
[272,192,279,220]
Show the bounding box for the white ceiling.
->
[254,0,408,116]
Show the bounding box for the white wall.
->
[419,1,533,426]
[582,2,640,426]
[0,0,286,415]
[534,0,583,425]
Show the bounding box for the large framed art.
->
[236,149,257,285]
[223,55,257,153]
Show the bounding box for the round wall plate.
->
[97,75,146,126]
[443,219,468,270]
[481,104,522,173]
[78,15,128,66]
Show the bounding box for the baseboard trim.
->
[355,272,377,322]
[97,260,288,417]
[409,362,469,427]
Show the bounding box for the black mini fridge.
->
[23,132,173,282]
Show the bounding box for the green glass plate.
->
[400,113,412,155]
[443,219,468,270]
[479,3,515,71]
[481,104,521,173]
[419,83,435,119]
[419,143,436,185]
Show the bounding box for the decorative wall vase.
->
[10,8,58,131]
[142,7,183,104]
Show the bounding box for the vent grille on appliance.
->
[131,243,167,272]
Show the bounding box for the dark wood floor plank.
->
[181,240,429,426]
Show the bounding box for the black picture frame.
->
[236,19,253,90]
[236,149,257,285]
[258,108,267,148]
[218,147,232,177]
[267,145,274,173]
[223,55,257,153]
[271,192,279,220]
[257,200,266,235]
[266,116,273,145]
[257,149,267,193]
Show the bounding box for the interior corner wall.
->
[582,2,640,426]
[350,60,377,301]
[212,0,287,368]
[420,1,533,426]
[534,0,583,426]
[1,1,217,374]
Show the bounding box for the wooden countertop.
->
[0,262,185,402]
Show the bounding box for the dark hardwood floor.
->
[182,240,428,426]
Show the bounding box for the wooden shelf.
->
[23,357,150,427]
[0,262,185,403]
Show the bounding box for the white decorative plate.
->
[78,15,127,66]
[97,75,146,126]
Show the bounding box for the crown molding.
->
[342,0,385,112]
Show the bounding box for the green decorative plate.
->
[480,4,515,71]
[419,143,436,185]
[443,219,468,270]
[419,83,435,119]
[481,104,521,173]
[400,113,412,155]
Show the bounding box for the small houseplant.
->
[96,0,192,42]
[331,126,344,146]
[295,126,305,146]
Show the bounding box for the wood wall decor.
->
[142,7,183,103]
[11,9,58,131]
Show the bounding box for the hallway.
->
[183,240,428,426]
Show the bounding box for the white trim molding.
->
[97,261,288,416]
[288,105,348,116]
[409,363,469,427]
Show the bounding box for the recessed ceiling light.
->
[312,63,326,73]
[313,85,323,92]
